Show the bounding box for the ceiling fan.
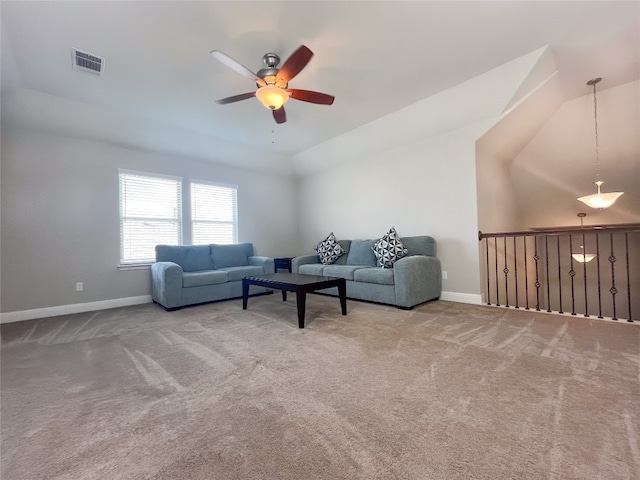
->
[210,45,335,124]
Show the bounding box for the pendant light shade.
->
[577,181,624,209]
[572,249,596,263]
[577,78,623,209]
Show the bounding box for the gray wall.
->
[475,72,566,234]
[1,127,298,313]
[3,54,636,317]
[295,123,488,298]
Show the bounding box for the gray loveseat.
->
[292,236,441,309]
[151,243,274,310]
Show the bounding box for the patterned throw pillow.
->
[372,227,409,268]
[315,232,346,265]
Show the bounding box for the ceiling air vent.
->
[72,48,104,76]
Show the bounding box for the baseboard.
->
[0,295,152,324]
[1,292,482,323]
[440,291,483,305]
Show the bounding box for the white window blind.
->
[119,170,182,264]
[191,181,237,245]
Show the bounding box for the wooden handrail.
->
[479,223,640,240]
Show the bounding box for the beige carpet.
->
[1,296,639,479]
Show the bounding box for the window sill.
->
[118,263,152,271]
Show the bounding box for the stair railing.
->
[478,224,640,323]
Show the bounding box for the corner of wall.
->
[502,46,558,113]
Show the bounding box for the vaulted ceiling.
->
[1,1,639,175]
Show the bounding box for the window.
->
[191,181,238,245]
[119,170,182,264]
[118,172,237,265]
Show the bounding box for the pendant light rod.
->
[572,212,596,263]
[587,78,602,181]
[577,77,624,209]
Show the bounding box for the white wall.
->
[511,80,640,228]
[292,48,555,300]
[0,127,298,314]
[476,71,565,233]
[297,120,492,298]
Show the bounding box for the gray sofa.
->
[151,243,274,310]
[292,236,441,309]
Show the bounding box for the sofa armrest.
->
[393,255,442,308]
[292,254,320,273]
[248,256,275,274]
[151,261,183,309]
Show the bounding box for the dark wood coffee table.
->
[242,273,347,328]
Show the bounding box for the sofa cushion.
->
[217,265,264,282]
[346,239,378,267]
[353,267,395,285]
[322,265,365,281]
[333,240,351,265]
[210,243,253,269]
[299,264,326,276]
[401,235,436,257]
[156,245,214,272]
[315,233,346,265]
[372,227,409,268]
[183,270,228,288]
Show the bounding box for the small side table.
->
[274,257,294,273]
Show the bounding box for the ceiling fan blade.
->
[210,50,266,87]
[287,89,335,105]
[272,107,286,124]
[216,92,256,104]
[276,45,313,85]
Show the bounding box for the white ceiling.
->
[1,1,639,173]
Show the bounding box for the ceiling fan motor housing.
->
[257,53,283,86]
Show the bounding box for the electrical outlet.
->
[76,282,84,292]
[442,271,448,280]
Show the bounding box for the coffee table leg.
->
[282,291,287,302]
[338,281,347,315]
[242,279,249,310]
[296,290,306,328]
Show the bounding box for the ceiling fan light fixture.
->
[256,85,289,110]
[211,45,333,123]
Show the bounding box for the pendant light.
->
[577,78,623,209]
[571,213,596,263]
